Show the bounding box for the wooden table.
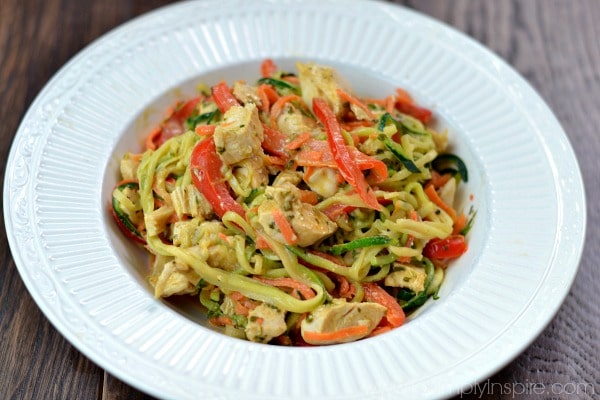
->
[1,1,598,399]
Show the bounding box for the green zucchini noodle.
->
[110,60,473,345]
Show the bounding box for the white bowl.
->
[4,1,585,399]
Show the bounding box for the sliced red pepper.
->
[315,106,380,204]
[261,123,289,159]
[172,96,201,122]
[395,100,432,124]
[320,203,356,221]
[111,181,146,245]
[190,138,245,218]
[260,58,278,78]
[423,235,467,259]
[147,96,201,149]
[257,83,279,113]
[363,283,405,328]
[211,81,240,113]
[111,206,146,245]
[295,139,387,184]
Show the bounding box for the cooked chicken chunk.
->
[385,265,427,293]
[276,108,319,136]
[438,177,457,208]
[233,81,262,106]
[153,259,200,298]
[170,184,213,220]
[231,155,269,195]
[301,299,387,345]
[219,294,237,316]
[214,103,264,165]
[272,170,303,187]
[349,102,373,121]
[304,167,339,198]
[297,62,346,117]
[119,152,140,181]
[194,221,238,271]
[145,205,174,237]
[172,218,202,248]
[256,183,337,247]
[245,303,287,343]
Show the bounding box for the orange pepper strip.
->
[303,324,369,343]
[368,325,393,337]
[363,283,406,328]
[424,183,457,220]
[195,125,216,136]
[299,190,319,205]
[145,126,162,150]
[430,170,452,189]
[270,94,302,128]
[257,83,279,113]
[285,132,312,150]
[272,209,298,245]
[255,235,271,250]
[452,213,468,235]
[312,98,381,210]
[253,277,315,300]
[261,58,278,78]
[208,316,234,326]
[336,88,375,120]
[395,88,432,123]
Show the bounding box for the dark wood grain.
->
[1,1,598,399]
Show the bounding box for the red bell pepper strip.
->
[363,282,406,328]
[261,123,289,159]
[260,58,278,78]
[190,138,245,218]
[211,81,240,113]
[112,207,146,245]
[310,100,383,210]
[320,203,356,221]
[295,139,387,184]
[172,96,201,122]
[423,235,467,259]
[394,89,432,124]
[395,101,432,124]
[146,96,201,149]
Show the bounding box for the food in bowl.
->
[111,60,473,345]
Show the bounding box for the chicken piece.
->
[153,259,200,298]
[214,103,264,165]
[232,81,262,106]
[272,170,303,187]
[245,303,287,343]
[220,295,237,316]
[172,218,202,247]
[276,108,319,136]
[304,167,340,198]
[256,184,337,247]
[119,152,140,181]
[145,205,174,237]
[194,221,238,271]
[438,177,457,208]
[301,299,387,345]
[349,102,372,121]
[231,155,269,195]
[384,265,427,293]
[170,184,213,220]
[297,62,346,117]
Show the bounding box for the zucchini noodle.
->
[110,60,472,345]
